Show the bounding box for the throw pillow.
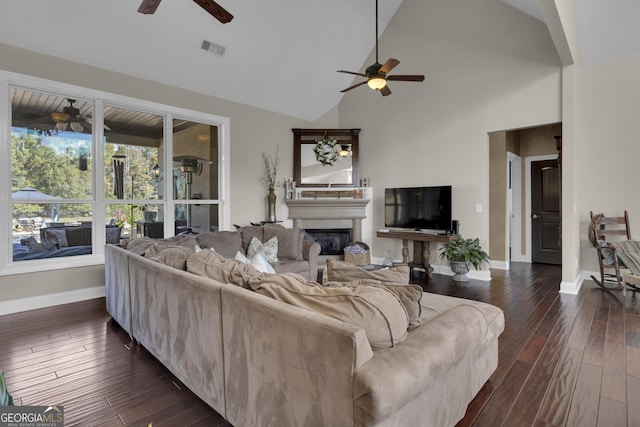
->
[253,276,409,349]
[596,239,616,265]
[45,229,69,248]
[105,226,122,245]
[263,225,304,260]
[235,251,276,274]
[247,236,278,264]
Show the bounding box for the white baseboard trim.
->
[490,260,509,270]
[0,286,105,316]
[435,265,492,281]
[559,271,594,295]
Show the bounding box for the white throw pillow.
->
[235,250,276,274]
[247,236,279,264]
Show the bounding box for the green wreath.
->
[313,137,340,166]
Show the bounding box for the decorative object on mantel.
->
[293,128,360,188]
[313,134,341,166]
[262,145,281,222]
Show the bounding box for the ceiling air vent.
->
[200,39,226,57]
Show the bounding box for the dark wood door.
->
[531,159,561,264]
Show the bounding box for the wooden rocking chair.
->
[589,210,640,292]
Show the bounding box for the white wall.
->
[576,54,640,273]
[0,43,338,309]
[338,0,562,265]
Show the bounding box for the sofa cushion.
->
[328,279,422,327]
[162,234,200,251]
[324,259,410,284]
[247,236,278,264]
[186,249,268,288]
[196,231,242,258]
[122,237,158,255]
[263,225,304,260]
[273,259,312,277]
[145,245,195,270]
[252,275,409,349]
[241,226,264,251]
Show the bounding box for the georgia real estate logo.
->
[0,405,64,427]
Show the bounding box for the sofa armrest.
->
[353,304,489,425]
[302,240,321,280]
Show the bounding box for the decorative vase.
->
[450,261,470,282]
[267,186,277,222]
[382,250,394,268]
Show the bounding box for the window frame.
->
[0,71,231,275]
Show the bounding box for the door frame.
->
[525,154,559,263]
[507,152,523,262]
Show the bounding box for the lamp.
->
[152,163,163,182]
[339,145,351,157]
[367,77,387,90]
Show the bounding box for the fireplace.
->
[305,228,352,256]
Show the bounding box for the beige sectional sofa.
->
[105,234,504,427]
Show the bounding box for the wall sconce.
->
[152,163,163,182]
[339,145,351,157]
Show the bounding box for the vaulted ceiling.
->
[1,1,639,121]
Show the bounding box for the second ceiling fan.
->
[138,0,233,24]
[338,0,424,96]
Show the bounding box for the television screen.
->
[384,186,452,231]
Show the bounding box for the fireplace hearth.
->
[305,228,352,256]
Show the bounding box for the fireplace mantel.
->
[285,198,370,242]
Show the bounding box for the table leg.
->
[423,242,433,279]
[401,239,409,264]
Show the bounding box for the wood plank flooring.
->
[1,262,638,426]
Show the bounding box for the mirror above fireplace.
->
[292,128,360,187]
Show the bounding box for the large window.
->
[2,74,229,273]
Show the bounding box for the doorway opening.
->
[489,123,562,267]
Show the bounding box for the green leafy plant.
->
[0,371,14,406]
[439,237,490,270]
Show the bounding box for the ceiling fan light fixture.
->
[368,77,387,90]
[55,121,68,131]
[51,112,70,122]
[70,121,84,133]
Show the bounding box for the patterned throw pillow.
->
[247,236,278,264]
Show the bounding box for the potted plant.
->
[439,237,490,282]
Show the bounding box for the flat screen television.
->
[384,186,452,231]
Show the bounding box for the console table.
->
[377,230,458,279]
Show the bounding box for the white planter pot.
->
[450,261,470,282]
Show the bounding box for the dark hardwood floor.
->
[1,263,639,426]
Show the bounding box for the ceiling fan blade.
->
[380,86,392,96]
[138,0,162,14]
[387,75,425,82]
[379,58,400,75]
[340,81,368,93]
[337,70,368,78]
[192,0,233,23]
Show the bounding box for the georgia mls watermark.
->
[0,406,64,427]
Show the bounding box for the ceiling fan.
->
[337,0,424,96]
[50,99,110,133]
[138,0,233,24]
